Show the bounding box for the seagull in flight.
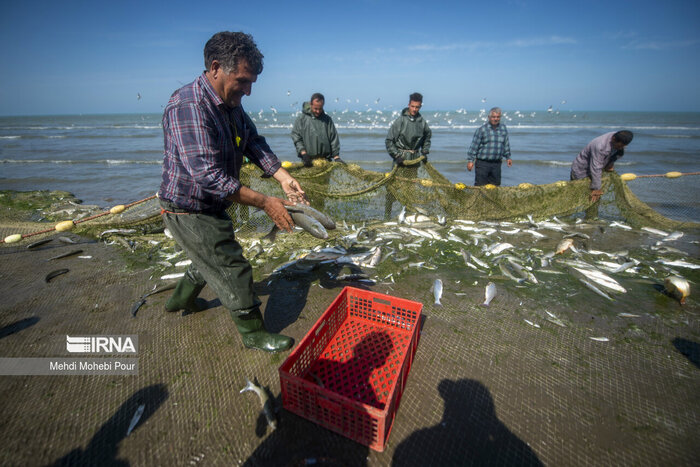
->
[481,97,487,103]
[287,90,291,96]
[137,93,141,101]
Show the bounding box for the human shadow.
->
[51,384,169,466]
[0,316,39,339]
[255,257,374,334]
[243,332,394,466]
[392,378,543,466]
[672,337,700,369]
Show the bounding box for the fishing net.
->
[1,160,699,246]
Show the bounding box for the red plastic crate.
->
[279,286,422,451]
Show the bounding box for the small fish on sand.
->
[482,282,497,307]
[126,403,146,437]
[555,238,574,255]
[161,272,185,280]
[240,378,277,430]
[26,238,53,249]
[658,231,684,243]
[658,259,700,270]
[45,269,69,283]
[47,249,83,261]
[664,275,690,305]
[524,319,540,328]
[432,279,443,306]
[99,229,137,238]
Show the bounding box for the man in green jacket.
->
[291,93,343,167]
[385,92,432,165]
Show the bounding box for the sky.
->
[1,0,699,116]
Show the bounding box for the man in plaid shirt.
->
[467,107,513,186]
[158,31,307,352]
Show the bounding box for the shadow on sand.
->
[0,316,39,339]
[254,259,374,334]
[672,337,700,369]
[51,384,169,466]
[392,378,543,466]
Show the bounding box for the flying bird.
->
[137,93,141,101]
[287,90,291,96]
[481,97,487,103]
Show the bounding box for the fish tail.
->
[239,379,254,394]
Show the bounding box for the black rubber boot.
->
[164,274,206,313]
[230,308,293,352]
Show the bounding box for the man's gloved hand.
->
[394,155,405,166]
[301,153,313,167]
[333,157,346,165]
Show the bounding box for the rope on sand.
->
[2,195,157,244]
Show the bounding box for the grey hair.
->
[204,31,264,74]
[489,107,502,116]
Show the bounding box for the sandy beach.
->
[0,190,698,465]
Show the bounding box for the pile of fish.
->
[260,205,695,308]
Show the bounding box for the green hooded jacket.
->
[291,102,340,159]
[385,107,432,160]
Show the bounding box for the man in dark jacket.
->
[385,92,432,165]
[291,93,343,167]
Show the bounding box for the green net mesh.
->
[2,161,699,245]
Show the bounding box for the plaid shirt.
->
[158,72,281,212]
[467,122,511,162]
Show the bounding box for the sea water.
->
[1,110,699,216]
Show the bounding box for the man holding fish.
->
[157,31,308,352]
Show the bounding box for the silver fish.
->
[240,378,277,430]
[99,228,137,238]
[641,227,668,237]
[367,246,382,268]
[658,260,700,270]
[609,221,632,230]
[523,229,546,239]
[660,231,684,243]
[485,242,514,256]
[126,403,145,437]
[246,242,264,259]
[571,266,626,293]
[414,207,430,216]
[579,278,613,301]
[611,261,637,273]
[397,206,406,224]
[289,212,328,239]
[433,279,443,306]
[47,249,83,261]
[285,203,336,229]
[589,337,610,342]
[482,282,497,306]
